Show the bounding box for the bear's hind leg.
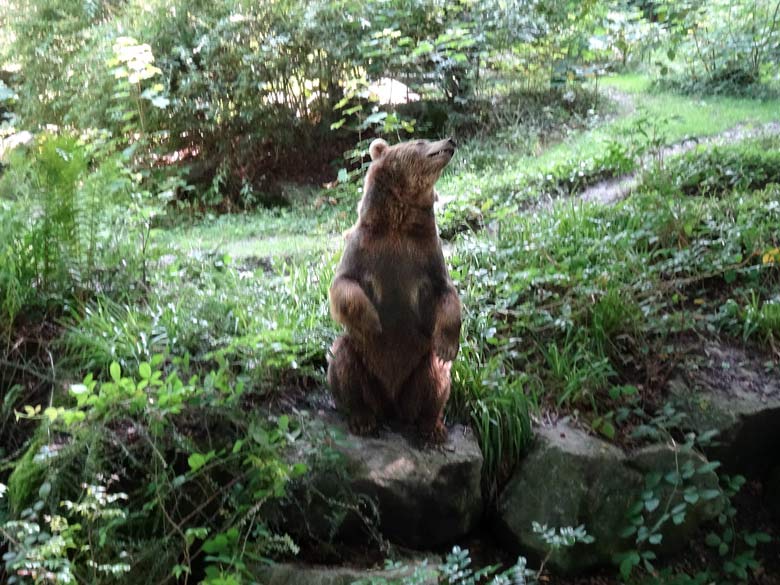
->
[397,353,452,443]
[327,336,386,436]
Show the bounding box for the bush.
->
[0,132,155,331]
[2,359,305,584]
[4,0,614,207]
[655,0,780,95]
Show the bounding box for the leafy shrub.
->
[61,298,171,376]
[616,409,770,583]
[655,0,780,95]
[4,0,616,206]
[3,359,305,583]
[446,183,780,447]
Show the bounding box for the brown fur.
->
[327,137,461,442]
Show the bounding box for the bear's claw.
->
[349,412,378,436]
[423,420,448,444]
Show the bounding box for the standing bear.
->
[327,137,461,442]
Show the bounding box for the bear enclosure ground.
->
[157,76,780,582]
[3,74,780,584]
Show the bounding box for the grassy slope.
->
[435,74,780,229]
[165,74,780,264]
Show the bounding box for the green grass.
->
[436,74,780,238]
[604,73,780,138]
[160,208,343,261]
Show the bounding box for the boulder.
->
[627,444,722,554]
[338,423,483,548]
[495,421,722,574]
[276,417,484,550]
[254,559,437,585]
[496,422,641,573]
[668,343,780,478]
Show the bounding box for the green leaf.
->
[664,471,681,485]
[644,498,660,512]
[700,489,722,501]
[277,415,289,432]
[139,362,152,380]
[619,551,640,579]
[110,362,122,383]
[705,532,721,547]
[753,532,772,544]
[411,41,434,58]
[599,420,616,439]
[188,453,207,472]
[645,472,663,489]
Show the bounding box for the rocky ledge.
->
[274,416,484,550]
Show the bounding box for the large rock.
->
[339,423,483,548]
[496,423,641,573]
[495,421,721,574]
[277,417,483,550]
[668,343,780,478]
[254,559,437,585]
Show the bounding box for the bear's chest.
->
[361,241,438,332]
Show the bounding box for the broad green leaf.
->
[110,362,122,383]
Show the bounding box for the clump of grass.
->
[61,298,169,375]
[645,136,780,197]
[448,182,780,450]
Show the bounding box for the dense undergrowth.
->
[2,0,780,581]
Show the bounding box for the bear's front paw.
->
[433,334,459,362]
[365,306,383,335]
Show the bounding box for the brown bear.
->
[327,137,461,442]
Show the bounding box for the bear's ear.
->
[369,138,389,161]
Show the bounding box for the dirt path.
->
[579,120,780,205]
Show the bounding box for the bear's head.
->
[363,137,456,210]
